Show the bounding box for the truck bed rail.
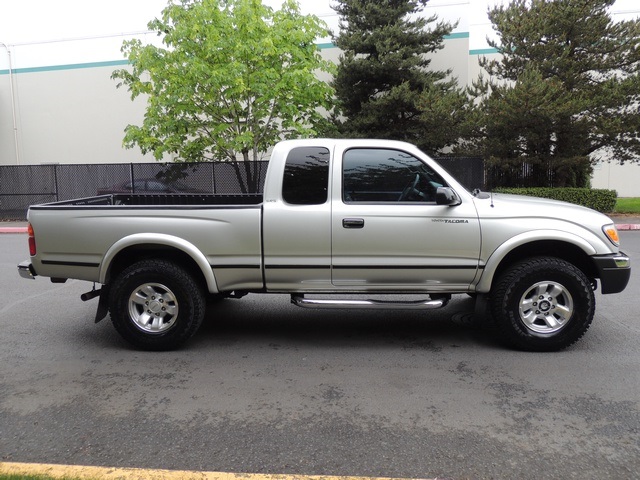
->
[33,193,263,208]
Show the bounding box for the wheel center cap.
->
[149,300,162,313]
[539,300,551,312]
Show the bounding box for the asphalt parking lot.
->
[1,231,639,480]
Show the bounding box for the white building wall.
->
[592,162,640,198]
[0,37,473,167]
[4,63,156,165]
[1,0,639,194]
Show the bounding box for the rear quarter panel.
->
[28,206,263,291]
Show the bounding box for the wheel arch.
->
[477,232,599,293]
[99,234,219,294]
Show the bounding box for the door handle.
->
[343,218,365,229]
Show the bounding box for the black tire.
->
[109,259,205,351]
[490,257,595,352]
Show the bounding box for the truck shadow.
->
[195,294,500,351]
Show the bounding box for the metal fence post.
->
[53,165,59,202]
[212,162,216,194]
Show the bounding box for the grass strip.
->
[615,197,640,213]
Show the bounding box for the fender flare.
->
[98,233,219,294]
[475,229,599,293]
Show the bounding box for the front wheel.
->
[490,257,595,351]
[109,260,206,350]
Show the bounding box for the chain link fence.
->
[0,161,268,220]
[1,157,483,220]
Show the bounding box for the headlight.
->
[603,224,620,246]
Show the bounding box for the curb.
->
[0,227,28,234]
[616,224,640,231]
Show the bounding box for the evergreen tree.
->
[472,0,640,187]
[331,0,468,154]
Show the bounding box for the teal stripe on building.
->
[469,48,499,55]
[1,33,488,76]
[1,59,129,75]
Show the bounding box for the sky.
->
[1,0,639,70]
[0,0,465,44]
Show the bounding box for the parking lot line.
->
[0,462,434,480]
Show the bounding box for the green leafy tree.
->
[471,0,640,187]
[331,0,469,154]
[112,0,335,192]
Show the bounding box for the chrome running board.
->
[291,294,449,310]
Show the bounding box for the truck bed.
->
[26,193,265,289]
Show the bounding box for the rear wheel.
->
[109,260,205,350]
[490,257,595,351]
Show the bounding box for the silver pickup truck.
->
[18,139,630,351]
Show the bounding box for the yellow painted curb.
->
[0,463,434,480]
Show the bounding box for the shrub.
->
[493,187,617,213]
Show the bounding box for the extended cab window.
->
[282,147,330,205]
[343,148,446,203]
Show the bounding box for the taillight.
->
[27,223,36,256]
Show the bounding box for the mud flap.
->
[94,285,110,323]
[474,293,489,318]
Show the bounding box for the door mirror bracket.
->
[436,187,461,206]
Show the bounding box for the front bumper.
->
[18,261,36,280]
[593,252,630,294]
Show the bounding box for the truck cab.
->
[262,140,481,292]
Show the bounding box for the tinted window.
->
[343,148,446,203]
[282,147,330,205]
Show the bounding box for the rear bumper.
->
[18,261,36,280]
[593,252,630,294]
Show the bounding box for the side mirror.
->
[436,187,461,206]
